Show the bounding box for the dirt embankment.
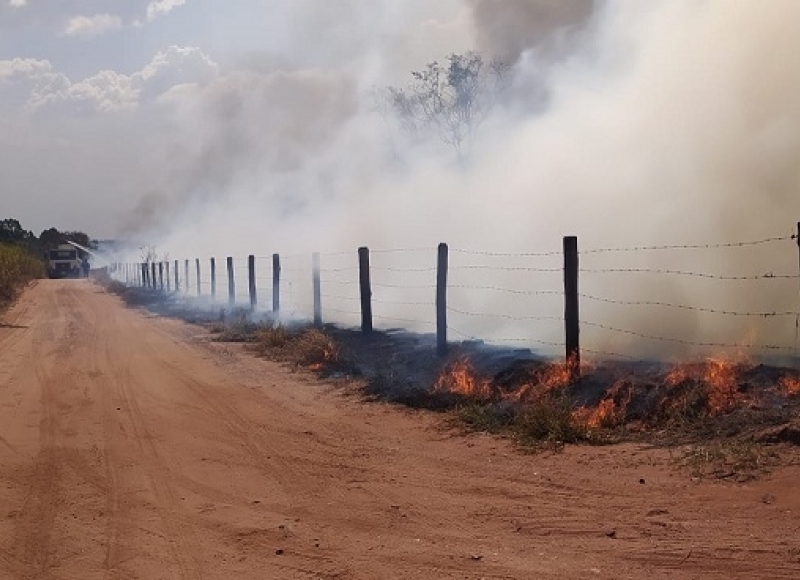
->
[0,280,799,579]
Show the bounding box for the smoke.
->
[468,0,595,63]
[126,1,800,359]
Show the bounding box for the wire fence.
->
[113,226,800,363]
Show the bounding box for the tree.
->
[0,219,35,244]
[39,227,66,250]
[382,52,509,162]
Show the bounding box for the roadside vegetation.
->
[0,243,45,307]
[0,217,94,309]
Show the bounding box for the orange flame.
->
[781,376,800,395]
[665,356,748,415]
[573,380,632,429]
[434,357,493,400]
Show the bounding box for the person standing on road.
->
[82,257,90,278]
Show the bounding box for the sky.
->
[2,1,799,357]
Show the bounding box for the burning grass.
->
[103,284,800,464]
[434,351,800,451]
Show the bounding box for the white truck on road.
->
[47,244,83,278]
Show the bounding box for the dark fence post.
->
[165,261,171,292]
[210,257,217,300]
[227,257,235,307]
[174,260,179,291]
[195,259,201,297]
[358,247,373,334]
[151,263,157,291]
[141,263,147,288]
[248,255,257,310]
[563,236,580,377]
[159,262,164,292]
[272,254,281,314]
[436,243,449,356]
[312,252,322,326]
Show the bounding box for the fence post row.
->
[227,257,235,307]
[563,236,580,376]
[312,252,322,327]
[358,246,372,334]
[210,257,216,300]
[272,254,281,314]
[248,255,257,310]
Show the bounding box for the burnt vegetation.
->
[106,283,800,479]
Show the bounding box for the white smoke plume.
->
[11,1,800,359]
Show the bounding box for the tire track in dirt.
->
[91,301,205,580]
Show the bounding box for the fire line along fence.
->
[112,223,800,370]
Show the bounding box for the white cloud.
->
[8,0,27,7]
[0,46,217,114]
[0,58,70,108]
[146,0,186,22]
[62,13,123,38]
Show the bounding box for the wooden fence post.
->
[165,261,171,292]
[195,259,201,297]
[159,262,164,292]
[312,252,322,326]
[210,257,217,300]
[272,254,281,314]
[436,243,449,356]
[151,263,157,291]
[173,260,179,291]
[563,236,580,377]
[358,247,372,334]
[141,263,147,288]
[227,257,235,307]
[248,255,257,310]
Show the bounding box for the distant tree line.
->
[0,218,93,257]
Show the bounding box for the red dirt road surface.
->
[0,280,799,579]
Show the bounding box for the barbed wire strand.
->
[449,285,562,297]
[583,234,796,254]
[447,306,562,322]
[581,268,800,281]
[582,321,795,351]
[580,294,800,317]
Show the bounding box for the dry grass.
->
[250,325,340,370]
[677,439,783,481]
[0,243,45,306]
[456,392,606,450]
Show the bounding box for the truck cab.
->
[48,244,82,278]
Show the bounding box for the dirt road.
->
[0,280,798,579]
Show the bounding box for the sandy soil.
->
[0,279,798,579]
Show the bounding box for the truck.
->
[47,244,83,278]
